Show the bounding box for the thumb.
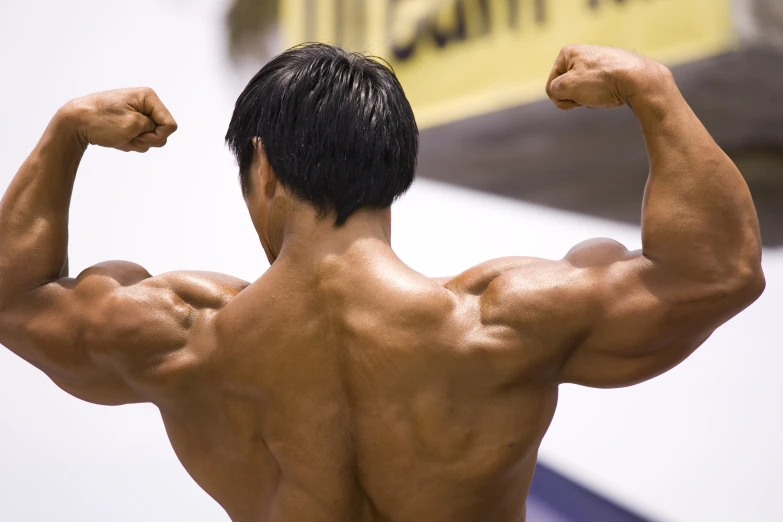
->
[129,112,156,137]
[549,73,574,102]
[548,74,581,110]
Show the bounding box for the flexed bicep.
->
[538,45,764,385]
[549,239,750,388]
[479,238,755,389]
[0,261,248,405]
[555,243,705,387]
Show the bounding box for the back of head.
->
[226,43,419,226]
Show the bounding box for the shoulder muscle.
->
[0,261,249,405]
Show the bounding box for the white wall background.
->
[0,1,780,521]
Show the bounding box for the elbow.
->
[679,261,766,310]
[739,264,766,303]
[721,262,766,308]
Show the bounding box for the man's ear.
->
[252,137,278,198]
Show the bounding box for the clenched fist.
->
[60,87,178,152]
[545,45,672,110]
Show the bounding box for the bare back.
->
[160,254,557,522]
[0,46,765,522]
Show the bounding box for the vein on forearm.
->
[0,114,86,302]
[632,84,761,283]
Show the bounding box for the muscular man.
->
[0,44,765,521]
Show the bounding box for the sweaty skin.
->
[0,46,765,522]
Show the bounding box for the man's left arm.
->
[0,88,248,405]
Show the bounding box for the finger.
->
[549,74,574,103]
[545,48,569,102]
[118,143,149,153]
[554,99,581,111]
[130,112,157,136]
[132,132,167,148]
[139,88,178,140]
[547,73,582,111]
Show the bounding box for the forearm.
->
[0,109,86,305]
[631,70,763,285]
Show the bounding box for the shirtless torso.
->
[159,254,558,522]
[0,45,765,522]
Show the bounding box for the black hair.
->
[225,43,419,226]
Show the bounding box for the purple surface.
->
[527,462,657,522]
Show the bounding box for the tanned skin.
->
[0,46,765,522]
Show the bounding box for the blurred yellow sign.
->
[280,0,734,128]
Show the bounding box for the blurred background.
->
[0,0,781,521]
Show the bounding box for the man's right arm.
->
[482,46,764,388]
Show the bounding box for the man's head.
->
[225,44,418,259]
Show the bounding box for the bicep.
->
[0,261,247,405]
[555,240,728,387]
[488,239,724,388]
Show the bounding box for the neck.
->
[271,206,393,266]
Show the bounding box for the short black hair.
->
[225,43,419,226]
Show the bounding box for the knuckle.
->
[132,114,149,128]
[551,78,567,97]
